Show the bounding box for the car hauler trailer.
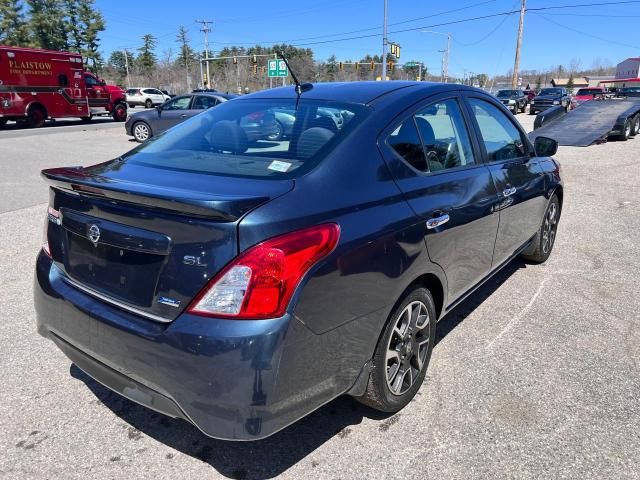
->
[529,98,640,146]
[0,46,127,128]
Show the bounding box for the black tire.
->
[112,102,127,122]
[266,121,284,141]
[355,286,436,412]
[512,105,518,115]
[529,109,536,115]
[629,115,640,137]
[520,103,526,113]
[80,115,92,123]
[0,118,7,128]
[144,99,153,109]
[132,121,151,142]
[27,105,47,128]
[618,118,632,141]
[520,194,560,264]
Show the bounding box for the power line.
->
[204,0,502,47]
[532,12,639,49]
[203,0,640,49]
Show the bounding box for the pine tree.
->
[566,75,575,94]
[0,0,29,46]
[137,34,157,74]
[77,0,105,71]
[27,0,69,50]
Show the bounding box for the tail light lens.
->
[187,223,340,320]
[42,206,60,257]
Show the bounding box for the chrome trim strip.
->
[61,274,172,323]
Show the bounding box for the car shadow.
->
[69,258,526,479]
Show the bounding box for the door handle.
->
[426,214,450,230]
[503,186,517,197]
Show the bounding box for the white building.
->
[615,57,640,79]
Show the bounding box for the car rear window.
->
[121,98,369,179]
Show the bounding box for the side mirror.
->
[156,105,163,113]
[534,136,558,157]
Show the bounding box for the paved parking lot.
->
[1,115,639,479]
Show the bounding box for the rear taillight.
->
[187,223,340,320]
[42,206,60,257]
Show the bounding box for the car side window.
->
[163,96,192,110]
[469,98,527,161]
[193,96,218,110]
[84,75,97,87]
[415,99,475,171]
[387,118,428,172]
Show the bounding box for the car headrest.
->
[208,120,248,154]
[311,115,338,133]
[415,117,436,146]
[297,127,334,158]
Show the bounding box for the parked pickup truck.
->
[530,87,571,115]
[495,89,528,114]
[572,87,606,107]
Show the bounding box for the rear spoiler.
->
[41,167,269,222]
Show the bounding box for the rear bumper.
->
[34,251,355,440]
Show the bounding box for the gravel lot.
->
[1,114,639,480]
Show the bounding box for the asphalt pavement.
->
[1,114,639,480]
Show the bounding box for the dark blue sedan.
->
[35,81,563,440]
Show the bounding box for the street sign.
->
[404,62,418,67]
[268,59,288,78]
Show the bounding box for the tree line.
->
[102,28,432,95]
[0,0,105,70]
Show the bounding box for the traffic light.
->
[355,62,360,72]
[261,66,266,73]
[252,55,257,64]
[233,56,237,65]
[395,45,401,59]
[390,43,396,56]
[339,62,343,71]
[253,64,258,74]
[388,61,394,73]
[203,73,208,85]
[370,61,375,71]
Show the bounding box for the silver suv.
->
[126,88,171,108]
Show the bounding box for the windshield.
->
[539,88,562,95]
[497,90,517,98]
[622,87,640,93]
[120,98,369,179]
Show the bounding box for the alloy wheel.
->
[133,122,149,142]
[541,201,558,254]
[385,301,431,396]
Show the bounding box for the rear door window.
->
[415,99,475,171]
[388,119,428,172]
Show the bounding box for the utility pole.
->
[445,33,451,83]
[196,20,213,88]
[123,49,130,89]
[511,0,526,89]
[439,50,446,82]
[381,0,388,81]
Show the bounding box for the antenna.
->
[276,51,312,97]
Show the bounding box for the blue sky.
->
[95,0,640,76]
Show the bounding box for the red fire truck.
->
[0,46,128,128]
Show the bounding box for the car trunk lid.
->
[42,162,294,322]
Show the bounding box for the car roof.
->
[243,81,477,105]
